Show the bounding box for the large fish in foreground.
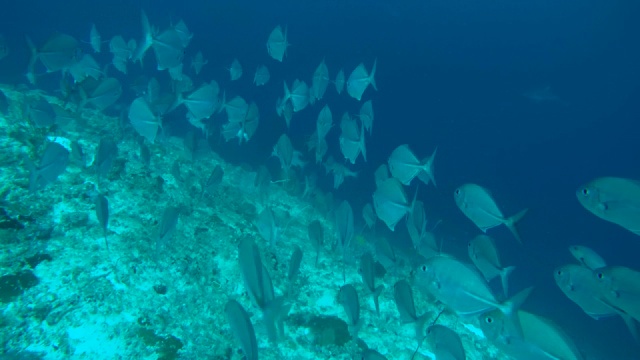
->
[576,177,640,236]
[454,183,527,244]
[481,309,584,360]
[415,255,531,317]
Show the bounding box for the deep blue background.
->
[1,0,640,358]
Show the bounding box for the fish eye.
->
[597,272,604,279]
[556,270,562,275]
[421,265,427,272]
[485,317,493,324]
[454,189,460,195]
[581,188,589,196]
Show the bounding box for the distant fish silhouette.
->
[523,86,561,103]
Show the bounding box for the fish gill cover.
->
[0,0,639,359]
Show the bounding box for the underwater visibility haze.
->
[0,0,639,359]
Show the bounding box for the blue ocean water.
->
[1,0,640,359]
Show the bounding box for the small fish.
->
[307,220,324,266]
[27,33,80,74]
[454,184,527,244]
[191,51,208,75]
[338,284,361,336]
[335,200,354,250]
[267,25,289,62]
[229,58,242,81]
[129,97,161,143]
[81,77,122,111]
[576,177,640,236]
[156,206,180,253]
[110,35,132,74]
[27,98,56,127]
[347,59,377,101]
[201,164,224,197]
[554,264,617,320]
[152,28,185,71]
[284,80,309,112]
[426,325,466,360]
[89,24,101,53]
[468,234,515,297]
[360,252,383,315]
[172,19,193,47]
[288,245,303,284]
[406,200,427,250]
[311,59,330,101]
[181,83,218,121]
[339,113,366,164]
[358,100,374,135]
[316,105,333,140]
[569,245,606,270]
[256,208,279,246]
[224,300,258,360]
[481,309,584,360]
[334,68,345,95]
[254,65,270,86]
[94,137,118,180]
[273,134,294,172]
[95,194,109,250]
[69,54,102,83]
[28,142,70,192]
[373,178,414,231]
[393,279,427,338]
[593,266,640,323]
[388,144,436,186]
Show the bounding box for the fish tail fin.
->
[500,266,516,298]
[369,58,378,91]
[419,147,438,187]
[505,208,528,244]
[133,10,153,66]
[373,285,384,316]
[501,286,533,317]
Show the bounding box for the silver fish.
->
[468,234,515,297]
[254,65,270,86]
[577,177,640,236]
[191,51,208,75]
[426,325,466,360]
[339,113,366,164]
[229,58,242,81]
[569,245,607,270]
[454,183,527,244]
[554,264,616,320]
[373,178,413,231]
[267,25,289,62]
[335,68,345,94]
[128,97,161,143]
[89,24,101,53]
[347,59,377,101]
[311,59,330,101]
[388,144,436,186]
[481,309,583,360]
[416,255,531,317]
